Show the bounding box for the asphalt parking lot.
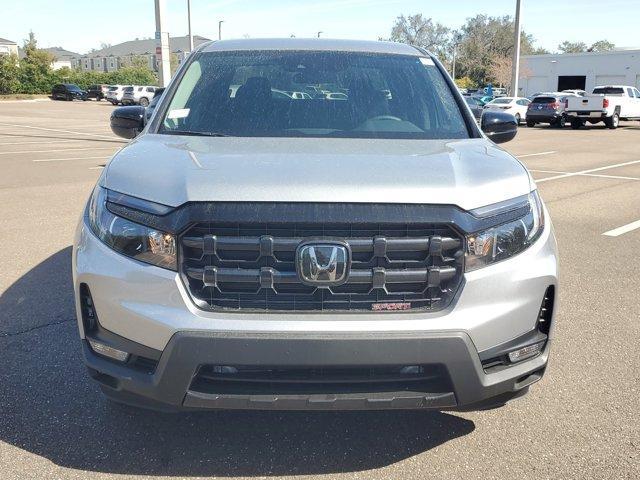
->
[0,100,638,479]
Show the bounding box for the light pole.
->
[510,0,522,96]
[187,0,193,52]
[218,20,224,40]
[154,0,171,87]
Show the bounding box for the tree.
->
[454,15,541,86]
[558,41,588,53]
[488,56,532,92]
[18,31,55,94]
[489,56,513,88]
[389,14,451,62]
[589,40,615,52]
[0,54,21,94]
[454,76,475,90]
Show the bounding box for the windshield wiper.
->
[163,130,230,137]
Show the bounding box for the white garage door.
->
[524,76,547,96]
[595,75,626,86]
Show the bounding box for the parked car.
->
[80,38,556,413]
[464,95,484,120]
[51,83,87,101]
[86,84,109,101]
[121,85,157,106]
[526,92,576,128]
[484,97,531,124]
[106,85,127,105]
[474,95,494,106]
[565,85,640,129]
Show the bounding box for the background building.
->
[519,48,640,96]
[43,47,80,70]
[79,35,210,73]
[0,38,19,57]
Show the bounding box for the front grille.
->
[180,222,465,312]
[190,364,452,396]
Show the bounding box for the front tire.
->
[555,116,566,128]
[526,120,535,128]
[139,97,149,107]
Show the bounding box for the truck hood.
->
[104,135,531,211]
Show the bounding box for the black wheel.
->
[514,113,521,125]
[139,97,149,107]
[555,116,566,128]
[571,119,584,129]
[605,112,619,129]
[526,120,535,128]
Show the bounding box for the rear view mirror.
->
[481,111,518,144]
[110,106,145,139]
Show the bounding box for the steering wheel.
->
[369,115,402,121]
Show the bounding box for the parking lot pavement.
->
[0,101,638,479]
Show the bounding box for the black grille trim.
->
[180,222,465,313]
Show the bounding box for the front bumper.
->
[83,330,549,411]
[74,210,558,411]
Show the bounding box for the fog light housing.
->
[508,342,544,363]
[87,339,130,362]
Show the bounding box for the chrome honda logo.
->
[296,242,350,287]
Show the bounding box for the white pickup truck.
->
[565,85,640,129]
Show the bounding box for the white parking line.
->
[536,159,640,183]
[518,151,557,158]
[603,220,640,237]
[0,146,118,155]
[0,122,123,141]
[529,169,640,181]
[33,155,113,163]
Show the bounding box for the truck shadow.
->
[0,247,475,477]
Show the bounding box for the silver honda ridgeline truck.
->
[73,39,558,412]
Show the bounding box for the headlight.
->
[465,191,545,272]
[88,186,177,270]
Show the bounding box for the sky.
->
[2,0,640,55]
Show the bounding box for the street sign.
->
[155,31,161,40]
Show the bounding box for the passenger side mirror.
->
[481,111,518,144]
[110,106,146,139]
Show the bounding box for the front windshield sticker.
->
[419,57,435,67]
[167,108,190,120]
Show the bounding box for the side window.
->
[146,87,155,92]
[633,88,640,98]
[627,87,634,98]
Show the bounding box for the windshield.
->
[108,86,119,91]
[489,98,512,104]
[123,86,134,93]
[159,51,469,139]
[65,84,81,92]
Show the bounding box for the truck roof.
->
[201,38,424,56]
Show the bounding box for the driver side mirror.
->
[481,111,518,144]
[110,106,146,139]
